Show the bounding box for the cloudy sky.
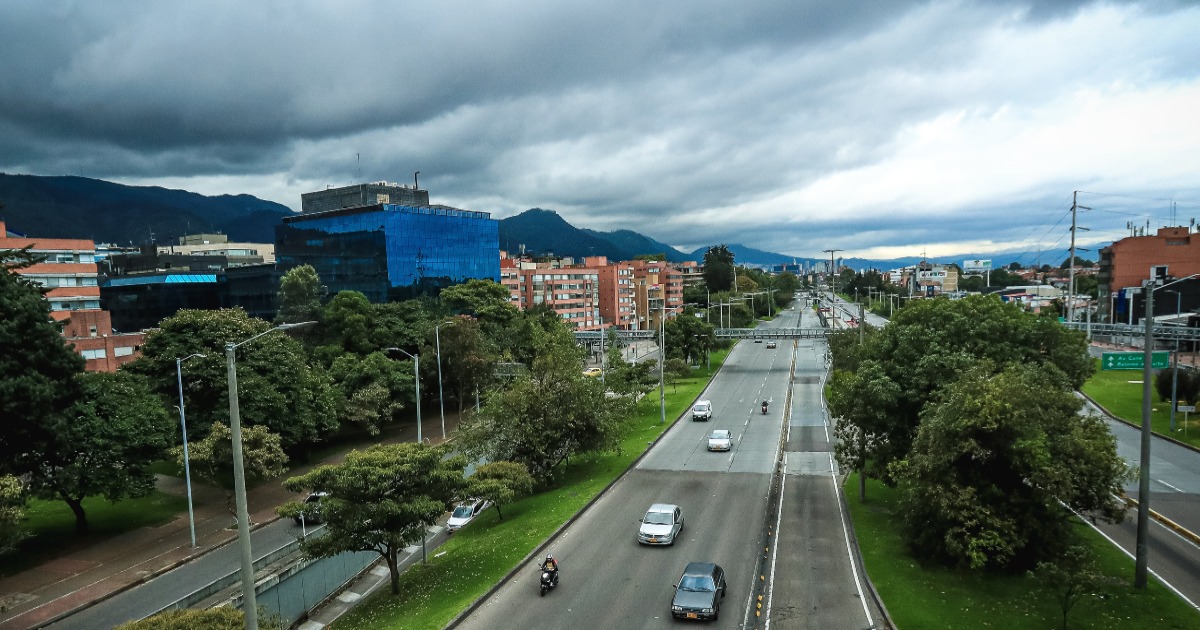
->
[2,1,1198,262]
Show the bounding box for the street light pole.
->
[659,299,666,424]
[225,321,314,629]
[435,320,455,440]
[1167,290,1182,432]
[175,353,206,548]
[387,347,422,445]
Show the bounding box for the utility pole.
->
[823,249,843,297]
[1068,191,1091,323]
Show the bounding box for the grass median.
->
[332,347,731,630]
[846,473,1199,629]
[1081,358,1200,449]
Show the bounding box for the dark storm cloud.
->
[0,0,1197,259]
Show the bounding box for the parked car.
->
[671,562,726,621]
[766,340,777,349]
[691,400,712,421]
[637,503,684,546]
[582,367,603,378]
[447,498,491,532]
[707,429,732,452]
[293,492,328,525]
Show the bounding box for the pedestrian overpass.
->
[573,327,830,343]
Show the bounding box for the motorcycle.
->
[540,567,559,596]
[761,401,769,415]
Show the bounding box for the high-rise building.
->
[301,181,430,214]
[277,192,500,303]
[1098,226,1200,324]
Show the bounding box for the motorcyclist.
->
[542,553,559,580]
[761,400,769,414]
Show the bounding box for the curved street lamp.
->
[225,321,314,630]
[175,352,206,548]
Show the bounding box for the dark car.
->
[671,562,726,621]
[293,492,328,525]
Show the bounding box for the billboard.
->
[963,259,992,272]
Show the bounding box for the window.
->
[114,347,134,357]
[81,349,106,360]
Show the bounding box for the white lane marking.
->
[831,452,876,628]
[1076,504,1200,610]
[763,454,787,630]
[1155,478,1184,493]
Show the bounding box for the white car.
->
[707,429,732,452]
[691,400,712,421]
[446,498,490,532]
[638,503,684,546]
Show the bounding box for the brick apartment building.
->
[1098,226,1200,324]
[499,252,685,330]
[1,220,143,372]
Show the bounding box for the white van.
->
[691,400,712,421]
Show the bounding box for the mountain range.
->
[0,174,1083,269]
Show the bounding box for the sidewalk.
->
[0,413,459,630]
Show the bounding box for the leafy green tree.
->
[0,474,27,557]
[318,291,376,357]
[371,298,435,350]
[182,422,288,519]
[828,360,901,493]
[439,279,517,323]
[275,264,325,325]
[828,295,1093,484]
[1028,545,1119,630]
[0,247,85,476]
[603,343,657,398]
[329,350,413,435]
[116,607,285,630]
[893,364,1128,570]
[702,245,735,292]
[280,443,466,594]
[664,358,690,392]
[457,321,633,481]
[28,371,174,532]
[465,461,534,520]
[424,316,496,416]
[128,308,339,451]
[632,253,666,261]
[663,308,714,364]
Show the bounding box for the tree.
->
[893,364,1128,571]
[28,371,175,532]
[663,308,715,364]
[182,422,288,519]
[1028,545,1119,630]
[318,291,377,357]
[827,360,900,491]
[456,321,633,481]
[0,247,85,476]
[602,343,657,399]
[827,294,1093,484]
[702,245,735,292]
[0,475,27,557]
[424,316,497,416]
[128,308,339,452]
[465,461,534,520]
[329,350,413,435]
[663,358,691,392]
[275,264,324,325]
[279,443,466,595]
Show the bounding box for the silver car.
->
[638,503,684,546]
[707,429,732,452]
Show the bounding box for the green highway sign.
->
[1101,351,1169,371]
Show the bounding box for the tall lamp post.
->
[434,319,456,440]
[1135,273,1198,589]
[1166,290,1183,432]
[225,321,314,630]
[656,301,687,424]
[387,347,423,445]
[175,352,206,548]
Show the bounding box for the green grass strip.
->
[1081,358,1200,449]
[845,473,1199,629]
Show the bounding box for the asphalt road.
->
[47,518,308,629]
[456,306,879,629]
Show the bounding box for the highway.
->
[455,305,881,629]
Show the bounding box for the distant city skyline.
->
[1,1,1197,262]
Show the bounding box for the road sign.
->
[1179,405,1197,413]
[1100,351,1170,370]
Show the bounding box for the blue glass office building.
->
[276,203,500,302]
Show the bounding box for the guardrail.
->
[575,327,830,342]
[1066,321,1200,341]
